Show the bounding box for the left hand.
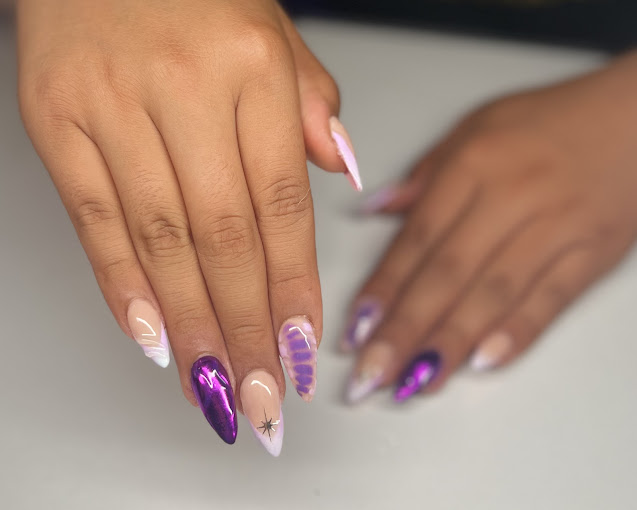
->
[344,51,637,404]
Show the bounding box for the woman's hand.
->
[344,51,637,403]
[17,0,360,454]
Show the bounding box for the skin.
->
[16,0,345,408]
[351,50,637,393]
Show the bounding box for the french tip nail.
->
[394,350,441,403]
[469,332,513,372]
[241,370,284,457]
[345,342,393,404]
[191,356,238,444]
[278,316,318,402]
[329,116,362,192]
[127,299,171,368]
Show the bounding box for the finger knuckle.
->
[225,321,270,349]
[257,176,312,226]
[137,211,193,258]
[426,251,463,284]
[454,132,503,170]
[72,195,121,232]
[235,22,288,70]
[199,214,258,263]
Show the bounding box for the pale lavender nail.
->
[359,185,400,214]
[341,297,383,352]
[278,316,318,402]
[330,116,362,192]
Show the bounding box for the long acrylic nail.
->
[359,185,400,214]
[394,351,441,403]
[346,342,393,404]
[342,298,383,352]
[469,331,513,372]
[240,370,284,457]
[127,299,170,368]
[330,116,362,192]
[278,316,318,402]
[191,356,237,444]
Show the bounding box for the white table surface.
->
[1,16,636,510]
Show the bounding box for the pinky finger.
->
[469,247,607,372]
[36,127,170,368]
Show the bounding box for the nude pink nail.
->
[330,116,362,192]
[127,299,170,368]
[240,370,284,457]
[470,331,513,371]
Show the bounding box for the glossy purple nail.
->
[394,351,441,403]
[278,316,318,402]
[342,298,383,351]
[191,356,237,444]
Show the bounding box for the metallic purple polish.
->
[191,356,237,444]
[394,351,441,403]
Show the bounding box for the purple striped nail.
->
[394,351,441,403]
[278,316,318,402]
[342,298,383,351]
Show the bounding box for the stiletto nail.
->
[278,316,318,402]
[359,185,400,214]
[330,116,362,192]
[191,356,237,444]
[240,370,284,457]
[346,342,393,404]
[470,332,513,372]
[394,351,441,403]
[127,299,170,368]
[342,298,383,352]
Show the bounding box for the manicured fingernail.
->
[394,350,441,403]
[469,331,513,372]
[346,342,393,404]
[240,370,284,457]
[127,299,170,368]
[278,316,318,402]
[191,356,237,444]
[359,185,400,214]
[342,298,383,352]
[330,116,362,192]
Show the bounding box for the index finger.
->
[236,41,321,402]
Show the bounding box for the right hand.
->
[17,0,360,453]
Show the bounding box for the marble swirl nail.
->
[191,356,237,444]
[127,299,170,368]
[342,298,383,351]
[394,351,441,403]
[240,370,284,457]
[278,316,318,402]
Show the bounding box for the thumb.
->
[278,8,362,192]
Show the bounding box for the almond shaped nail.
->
[342,297,383,352]
[346,342,393,404]
[240,370,284,457]
[470,332,513,372]
[127,299,170,368]
[394,351,441,403]
[330,116,362,192]
[191,356,237,444]
[278,316,318,402]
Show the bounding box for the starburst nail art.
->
[241,370,284,457]
[257,409,280,441]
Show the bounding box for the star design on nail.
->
[257,409,280,441]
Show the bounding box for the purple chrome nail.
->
[394,351,441,403]
[191,356,237,444]
[278,316,318,402]
[342,298,383,351]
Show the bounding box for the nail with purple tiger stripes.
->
[278,316,318,402]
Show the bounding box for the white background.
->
[1,17,635,510]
